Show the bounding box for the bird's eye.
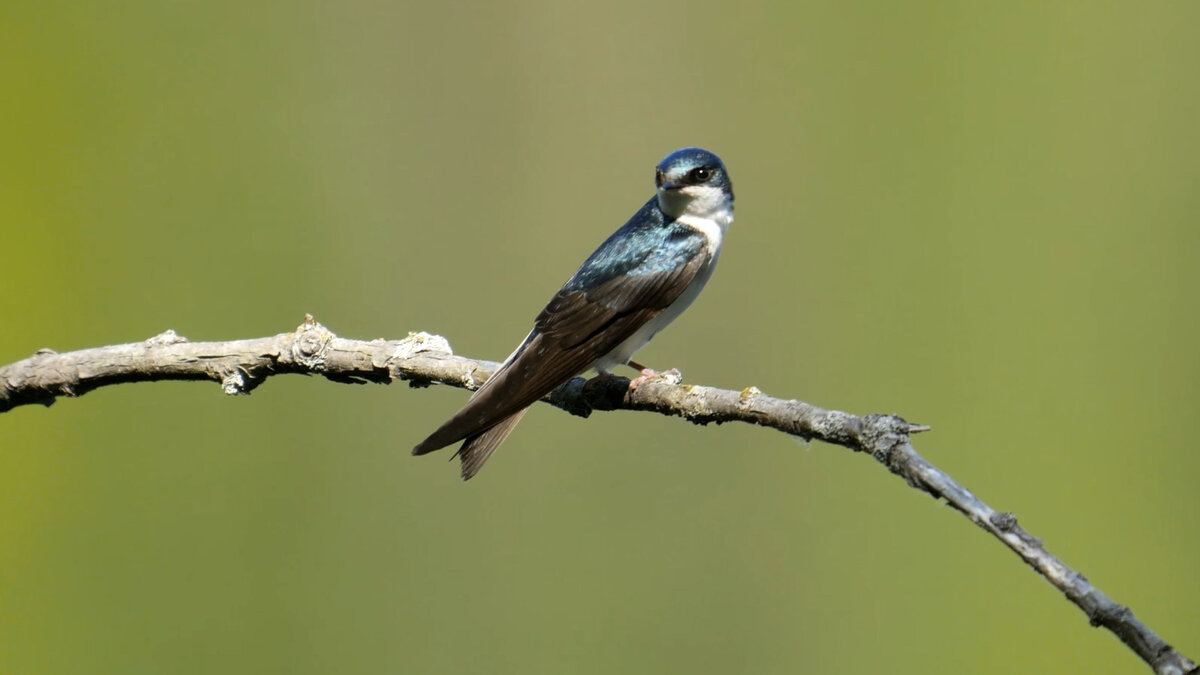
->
[688,167,712,183]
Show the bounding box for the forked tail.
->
[454,408,529,480]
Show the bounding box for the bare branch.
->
[0,316,1194,674]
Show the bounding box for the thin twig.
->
[0,315,1194,674]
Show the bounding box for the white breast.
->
[591,207,731,373]
[675,212,728,259]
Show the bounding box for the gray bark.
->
[0,315,1194,675]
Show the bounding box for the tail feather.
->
[455,408,529,480]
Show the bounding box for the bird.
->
[413,147,734,480]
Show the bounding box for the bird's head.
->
[655,148,734,220]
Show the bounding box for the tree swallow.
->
[413,148,734,480]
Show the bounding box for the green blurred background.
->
[2,2,1197,673]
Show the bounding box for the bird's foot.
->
[628,367,683,391]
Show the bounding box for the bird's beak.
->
[656,169,684,191]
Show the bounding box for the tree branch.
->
[0,315,1194,674]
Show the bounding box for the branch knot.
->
[221,370,249,395]
[145,330,188,346]
[291,315,334,371]
[392,332,453,360]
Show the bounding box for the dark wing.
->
[412,204,708,458]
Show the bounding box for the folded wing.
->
[412,218,709,477]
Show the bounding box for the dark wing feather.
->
[411,260,702,456]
